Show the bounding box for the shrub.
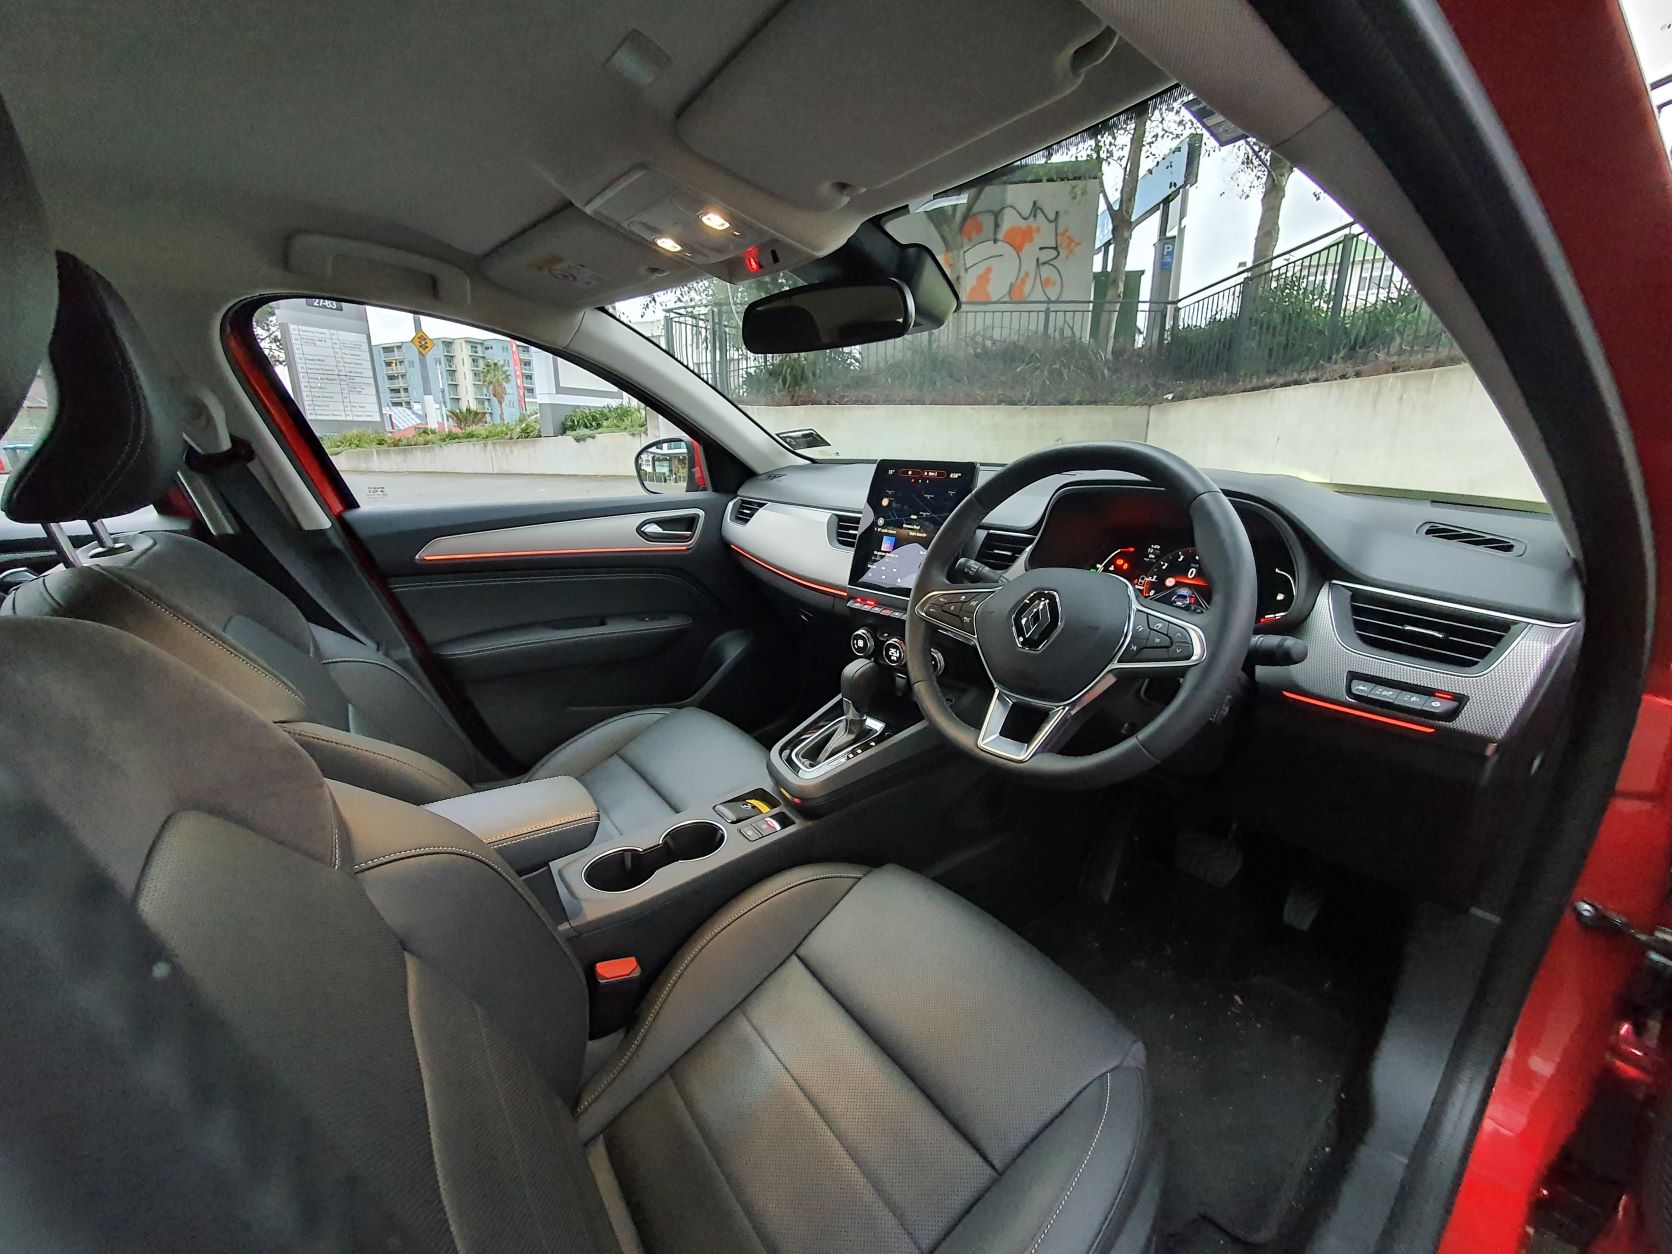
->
[562,403,647,439]
[321,416,540,452]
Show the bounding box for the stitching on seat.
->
[470,998,556,1250]
[286,726,462,793]
[95,570,306,704]
[576,870,865,1115]
[529,708,673,779]
[1086,1074,1150,1254]
[737,998,925,1252]
[487,814,599,847]
[1025,1072,1112,1254]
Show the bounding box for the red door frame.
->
[1439,2,1672,1249]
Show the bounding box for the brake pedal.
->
[1283,879,1326,931]
[1174,827,1242,889]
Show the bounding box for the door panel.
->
[344,492,779,764]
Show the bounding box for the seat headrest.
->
[1,253,187,524]
[0,93,56,438]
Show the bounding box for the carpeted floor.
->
[1024,853,1370,1250]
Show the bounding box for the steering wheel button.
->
[1168,640,1192,659]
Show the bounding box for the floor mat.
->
[1026,875,1357,1246]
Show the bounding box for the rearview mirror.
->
[636,437,696,495]
[742,279,915,355]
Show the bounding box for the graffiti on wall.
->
[946,202,1085,303]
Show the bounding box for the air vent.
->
[976,530,1033,569]
[1346,589,1514,669]
[732,498,765,524]
[1418,521,1522,555]
[832,513,860,548]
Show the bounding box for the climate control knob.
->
[880,637,906,669]
[849,628,874,658]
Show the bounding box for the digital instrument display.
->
[849,461,978,594]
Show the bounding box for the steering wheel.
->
[905,443,1255,788]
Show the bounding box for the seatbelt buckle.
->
[590,957,641,1036]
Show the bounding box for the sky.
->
[364,307,493,346]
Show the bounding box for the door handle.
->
[637,515,700,544]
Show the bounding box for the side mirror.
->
[636,437,697,495]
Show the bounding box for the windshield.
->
[614,90,1546,507]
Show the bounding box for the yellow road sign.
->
[411,329,435,356]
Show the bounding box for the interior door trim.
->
[414,508,707,563]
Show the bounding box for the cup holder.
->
[583,819,725,893]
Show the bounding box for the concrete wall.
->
[327,365,1542,503]
[743,403,1150,463]
[329,431,645,478]
[745,365,1541,502]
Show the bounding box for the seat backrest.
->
[0,615,621,1253]
[1,252,494,802]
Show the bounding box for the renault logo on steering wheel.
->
[1013,590,1061,651]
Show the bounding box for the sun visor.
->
[481,207,696,308]
[677,0,1117,212]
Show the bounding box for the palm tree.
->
[476,358,512,422]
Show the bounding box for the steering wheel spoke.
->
[975,682,1114,763]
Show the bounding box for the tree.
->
[1243,145,1294,275]
[476,358,512,422]
[447,406,487,428]
[254,303,285,368]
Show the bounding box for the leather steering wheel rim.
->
[904,442,1256,789]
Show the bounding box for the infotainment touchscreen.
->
[849,461,979,595]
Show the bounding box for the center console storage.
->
[583,819,725,892]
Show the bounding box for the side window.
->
[251,298,691,507]
[2,366,53,486]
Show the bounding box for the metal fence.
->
[646,226,1460,407]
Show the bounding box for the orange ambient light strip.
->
[1281,690,1437,734]
[728,544,847,598]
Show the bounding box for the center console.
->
[771,460,983,810]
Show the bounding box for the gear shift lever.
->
[839,658,886,734]
[797,658,887,769]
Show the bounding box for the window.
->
[618,91,1545,508]
[250,299,683,508]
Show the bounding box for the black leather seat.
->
[0,254,768,834]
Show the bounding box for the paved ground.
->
[339,471,644,508]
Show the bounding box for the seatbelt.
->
[185,439,376,646]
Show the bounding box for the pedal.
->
[1283,879,1326,931]
[1174,827,1242,889]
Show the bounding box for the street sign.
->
[1160,239,1176,271]
[1133,135,1202,227]
[1181,95,1248,147]
[410,329,435,356]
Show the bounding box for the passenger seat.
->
[2,253,769,838]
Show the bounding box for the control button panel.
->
[1346,674,1465,721]
[739,812,787,841]
[916,588,992,637]
[848,595,907,621]
[1120,610,1194,662]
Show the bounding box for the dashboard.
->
[720,457,1583,906]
